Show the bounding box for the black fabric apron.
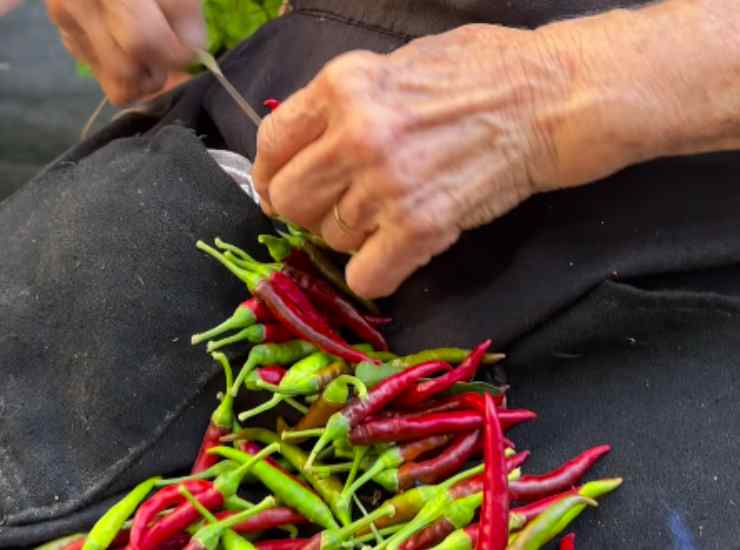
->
[2,2,739,548]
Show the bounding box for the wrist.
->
[535,0,740,189]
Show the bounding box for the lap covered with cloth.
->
[1,1,739,548]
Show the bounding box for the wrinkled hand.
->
[46,0,204,105]
[254,23,633,298]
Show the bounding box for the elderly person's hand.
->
[46,0,204,105]
[254,0,740,299]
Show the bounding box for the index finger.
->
[252,84,328,205]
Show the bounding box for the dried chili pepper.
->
[507,495,596,550]
[209,445,338,529]
[374,430,480,492]
[394,341,492,407]
[191,298,273,345]
[350,409,535,445]
[196,240,374,365]
[206,323,294,352]
[508,445,611,502]
[476,392,508,550]
[295,361,452,469]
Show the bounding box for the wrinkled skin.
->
[254,0,740,298]
[45,0,203,105]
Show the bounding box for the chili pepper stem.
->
[354,494,385,546]
[238,394,285,422]
[156,461,237,486]
[206,326,259,352]
[196,240,262,292]
[311,462,354,474]
[285,397,309,414]
[179,485,220,523]
[282,428,324,440]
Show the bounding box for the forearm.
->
[535,0,740,188]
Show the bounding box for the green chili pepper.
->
[355,349,504,389]
[231,340,316,397]
[258,234,293,261]
[209,445,339,530]
[82,476,159,550]
[222,529,258,550]
[508,495,597,550]
[156,460,238,486]
[237,352,332,421]
[229,428,345,521]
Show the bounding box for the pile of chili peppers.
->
[39,232,622,550]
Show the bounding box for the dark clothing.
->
[1,2,739,548]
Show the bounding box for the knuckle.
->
[320,50,380,96]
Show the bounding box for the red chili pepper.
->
[138,446,277,550]
[263,98,281,111]
[350,409,536,445]
[131,480,212,549]
[508,445,611,502]
[283,265,388,351]
[399,517,457,550]
[256,540,309,550]
[363,315,393,328]
[191,353,237,474]
[392,430,481,491]
[506,451,530,473]
[196,240,374,365]
[191,298,273,345]
[213,507,308,534]
[560,532,576,550]
[257,365,287,385]
[477,392,508,550]
[394,341,492,407]
[303,361,452,467]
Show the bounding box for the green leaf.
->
[76,63,94,79]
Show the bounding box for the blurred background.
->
[0,0,284,202]
[0,1,106,201]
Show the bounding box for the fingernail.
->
[174,19,206,49]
